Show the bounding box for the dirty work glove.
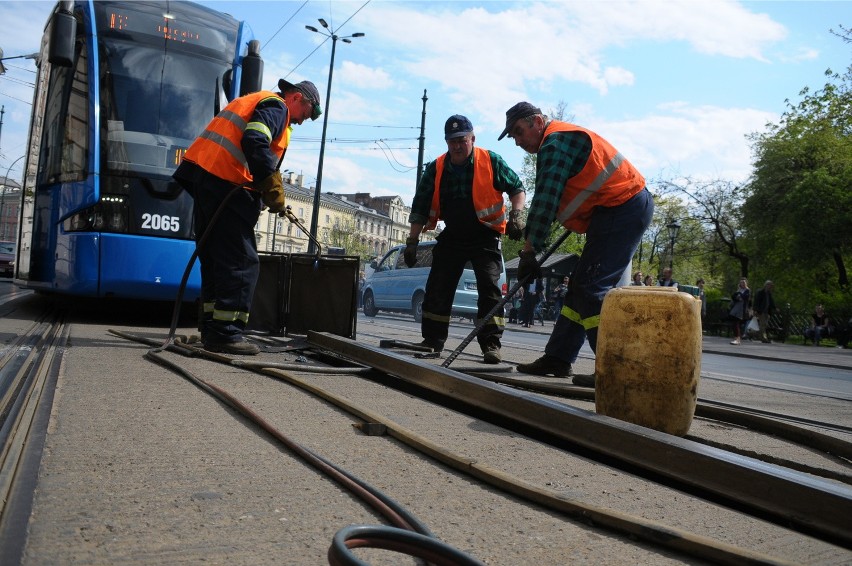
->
[256,171,286,214]
[517,249,541,282]
[506,209,526,241]
[403,236,419,268]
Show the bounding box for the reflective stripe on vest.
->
[425,147,507,233]
[183,90,289,185]
[542,121,645,234]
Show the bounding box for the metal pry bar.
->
[282,205,322,259]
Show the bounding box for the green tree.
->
[326,219,372,261]
[744,67,852,299]
[656,177,751,282]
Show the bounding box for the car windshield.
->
[0,242,14,254]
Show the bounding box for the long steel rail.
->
[308,331,852,549]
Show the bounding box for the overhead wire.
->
[260,0,309,51]
[374,140,418,173]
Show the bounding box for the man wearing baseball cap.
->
[173,78,320,355]
[499,102,654,385]
[405,114,526,364]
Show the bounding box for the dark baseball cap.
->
[498,101,542,140]
[444,114,474,140]
[278,79,322,120]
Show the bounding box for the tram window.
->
[38,37,89,185]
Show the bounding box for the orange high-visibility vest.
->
[542,121,645,234]
[425,147,507,233]
[183,90,290,185]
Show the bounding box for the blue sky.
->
[0,1,848,207]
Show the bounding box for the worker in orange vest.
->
[500,102,654,386]
[405,115,526,364]
[173,79,321,355]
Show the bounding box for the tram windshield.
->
[95,2,237,179]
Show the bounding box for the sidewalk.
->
[501,319,852,371]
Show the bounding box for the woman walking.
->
[728,278,751,345]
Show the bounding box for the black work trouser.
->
[421,238,504,352]
[193,177,262,344]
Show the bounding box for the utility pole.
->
[0,105,5,157]
[415,90,427,189]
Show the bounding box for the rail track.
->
[1,306,851,564]
[0,305,67,556]
[106,326,852,563]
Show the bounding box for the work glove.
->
[517,249,541,282]
[403,236,419,268]
[256,171,286,214]
[506,209,526,241]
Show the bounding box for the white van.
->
[361,240,507,322]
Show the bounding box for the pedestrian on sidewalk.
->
[728,278,751,345]
[658,267,678,288]
[753,280,776,343]
[696,278,707,323]
[804,304,834,346]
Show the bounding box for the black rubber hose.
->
[328,525,486,566]
[143,350,431,536]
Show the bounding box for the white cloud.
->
[339,61,393,90]
[585,102,778,183]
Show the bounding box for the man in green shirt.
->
[406,115,526,364]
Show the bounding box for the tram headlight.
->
[64,194,129,233]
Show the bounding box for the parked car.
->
[361,240,507,322]
[0,241,14,278]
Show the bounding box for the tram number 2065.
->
[141,213,181,232]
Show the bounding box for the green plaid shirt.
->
[525,129,593,251]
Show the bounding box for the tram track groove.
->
[111,330,802,565]
[0,311,67,556]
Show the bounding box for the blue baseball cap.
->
[445,115,473,140]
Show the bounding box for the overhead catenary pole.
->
[416,90,427,189]
[305,20,364,255]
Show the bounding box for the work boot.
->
[571,373,596,388]
[482,347,501,365]
[517,355,572,377]
[415,339,444,352]
[204,339,260,356]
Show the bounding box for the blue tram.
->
[15,0,262,300]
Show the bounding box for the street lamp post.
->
[666,219,681,269]
[305,19,364,255]
[0,155,26,241]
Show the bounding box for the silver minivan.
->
[362,240,507,322]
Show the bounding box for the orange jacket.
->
[183,90,290,185]
[425,147,507,233]
[543,121,645,234]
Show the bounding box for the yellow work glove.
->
[256,171,286,214]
